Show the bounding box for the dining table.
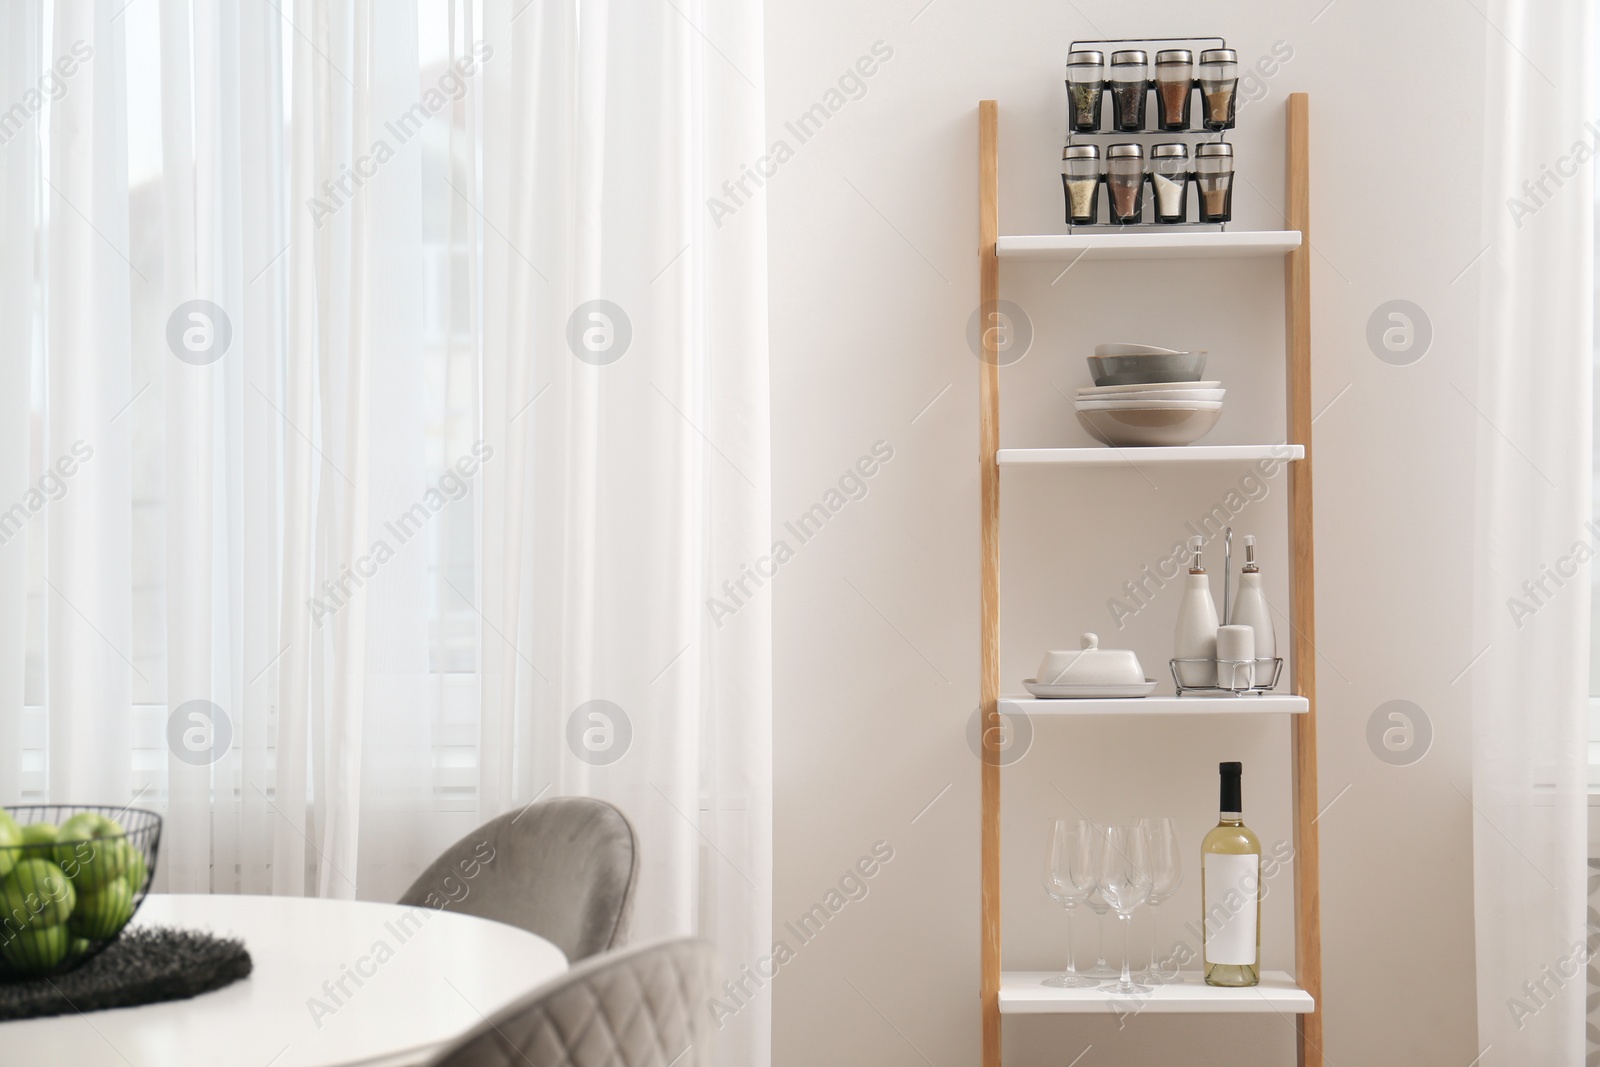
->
[1,893,569,1067]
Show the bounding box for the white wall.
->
[763,2,1488,1063]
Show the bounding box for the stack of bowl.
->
[1075,344,1223,447]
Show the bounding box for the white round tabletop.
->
[0,894,568,1067]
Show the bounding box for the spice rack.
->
[1062,36,1236,231]
[975,94,1321,1065]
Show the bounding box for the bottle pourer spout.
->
[1189,535,1204,572]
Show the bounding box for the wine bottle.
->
[1201,761,1261,986]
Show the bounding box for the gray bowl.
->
[1087,351,1207,387]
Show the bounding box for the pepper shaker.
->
[1108,50,1149,131]
[1195,142,1234,223]
[1106,143,1145,224]
[1197,48,1240,131]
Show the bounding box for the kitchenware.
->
[1074,397,1223,411]
[1093,342,1182,357]
[1077,405,1222,447]
[1216,624,1256,689]
[1023,678,1159,699]
[1096,823,1155,996]
[1174,536,1220,687]
[1087,351,1207,386]
[1136,817,1185,985]
[1150,142,1191,222]
[1106,143,1146,223]
[1195,142,1235,222]
[1228,534,1278,687]
[1077,379,1221,394]
[1034,633,1146,689]
[1108,50,1149,130]
[1042,819,1100,988]
[1153,50,1195,130]
[0,805,162,979]
[1065,51,1106,133]
[1078,388,1225,404]
[1197,48,1239,130]
[1062,145,1103,225]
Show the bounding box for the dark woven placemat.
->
[0,926,252,1020]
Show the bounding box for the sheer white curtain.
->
[0,1,771,1063]
[1474,1,1591,1062]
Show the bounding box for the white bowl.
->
[1081,385,1216,398]
[1077,405,1223,447]
[1078,388,1225,404]
[1074,398,1223,411]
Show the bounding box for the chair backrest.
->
[399,797,639,962]
[425,937,714,1067]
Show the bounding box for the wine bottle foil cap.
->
[1199,48,1238,64]
[1107,143,1145,159]
[1195,142,1235,157]
[1062,144,1101,159]
[1110,49,1149,65]
[1066,50,1105,66]
[1151,143,1190,158]
[1220,761,1242,775]
[1155,49,1194,64]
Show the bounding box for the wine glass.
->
[1136,817,1183,984]
[1096,822,1154,996]
[1041,819,1098,988]
[1083,886,1118,978]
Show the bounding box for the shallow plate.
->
[1076,389,1225,404]
[1078,380,1222,395]
[1074,398,1223,411]
[1022,678,1159,699]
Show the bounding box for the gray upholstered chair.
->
[399,797,639,962]
[425,937,714,1067]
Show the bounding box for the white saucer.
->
[1022,678,1159,699]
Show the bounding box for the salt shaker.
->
[1149,143,1190,224]
[1065,51,1106,133]
[1217,625,1256,690]
[1061,145,1102,225]
[1108,50,1149,131]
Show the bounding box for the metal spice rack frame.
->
[1064,35,1233,232]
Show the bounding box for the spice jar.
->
[1061,145,1102,225]
[1106,143,1145,224]
[1153,49,1194,131]
[1108,50,1149,132]
[1194,142,1234,222]
[1149,143,1190,223]
[1197,49,1239,131]
[1065,51,1105,133]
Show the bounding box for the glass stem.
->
[1147,901,1159,976]
[1119,913,1134,986]
[1064,907,1077,976]
[1096,911,1108,967]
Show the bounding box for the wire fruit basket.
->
[0,805,162,979]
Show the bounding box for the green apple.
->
[69,877,133,939]
[20,823,58,846]
[55,813,127,891]
[0,858,75,929]
[1,922,69,973]
[0,812,20,880]
[122,847,148,894]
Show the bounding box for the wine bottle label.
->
[1203,853,1260,965]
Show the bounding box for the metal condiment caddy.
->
[1060,35,1237,231]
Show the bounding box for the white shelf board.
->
[1002,695,1307,716]
[999,970,1313,1014]
[998,445,1304,466]
[996,231,1302,261]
